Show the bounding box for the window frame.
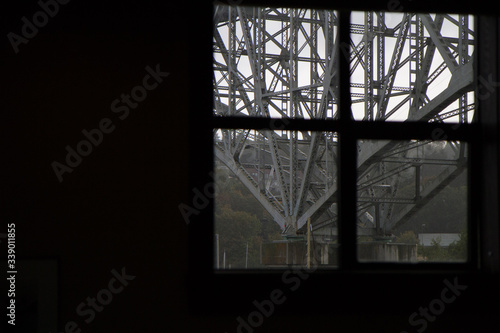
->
[187,0,500,315]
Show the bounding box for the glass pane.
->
[350,12,475,122]
[214,6,339,119]
[214,129,338,269]
[356,139,468,263]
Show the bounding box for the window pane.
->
[214,129,338,269]
[213,6,339,119]
[356,139,468,263]
[350,12,474,122]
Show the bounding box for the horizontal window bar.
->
[211,116,477,141]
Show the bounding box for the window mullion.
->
[477,16,500,272]
[337,10,358,269]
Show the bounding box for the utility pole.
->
[216,234,220,269]
[245,242,249,268]
[307,218,311,269]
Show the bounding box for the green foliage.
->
[446,227,468,261]
[418,227,467,262]
[215,204,261,268]
[419,237,448,261]
[214,166,282,268]
[394,230,418,244]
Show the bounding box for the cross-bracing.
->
[213,6,473,242]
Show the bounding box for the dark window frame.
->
[188,0,500,315]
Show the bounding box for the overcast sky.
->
[214,8,475,122]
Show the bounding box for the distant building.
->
[418,233,461,247]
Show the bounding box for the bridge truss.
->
[213,6,474,239]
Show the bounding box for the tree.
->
[214,164,282,268]
[418,227,467,262]
[215,204,261,268]
[419,236,449,261]
[447,226,467,261]
[394,230,418,244]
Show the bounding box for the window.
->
[213,7,341,269]
[211,5,479,270]
[188,1,500,314]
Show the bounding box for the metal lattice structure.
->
[213,6,473,238]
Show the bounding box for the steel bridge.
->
[213,6,473,239]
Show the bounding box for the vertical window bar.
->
[477,16,500,272]
[338,10,357,268]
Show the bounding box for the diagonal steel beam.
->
[419,13,459,72]
[215,146,286,228]
[408,60,473,121]
[385,164,466,231]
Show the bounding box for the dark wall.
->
[1,1,499,332]
[1,1,190,332]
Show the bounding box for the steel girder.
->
[213,7,474,237]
